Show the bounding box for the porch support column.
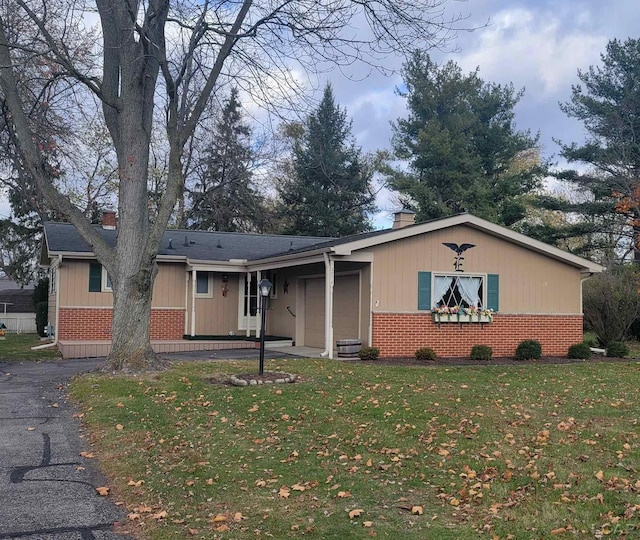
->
[184,272,189,335]
[190,269,196,337]
[323,253,335,359]
[245,272,251,337]
[256,270,262,338]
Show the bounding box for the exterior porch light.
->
[258,278,272,376]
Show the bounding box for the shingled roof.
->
[43,222,336,262]
[0,289,34,313]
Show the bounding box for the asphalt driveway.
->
[0,358,129,539]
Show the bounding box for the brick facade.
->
[372,313,583,358]
[58,308,185,340]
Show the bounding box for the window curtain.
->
[457,276,482,307]
[433,276,454,306]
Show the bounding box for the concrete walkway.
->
[0,359,129,539]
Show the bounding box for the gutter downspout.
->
[580,272,596,314]
[32,255,61,350]
[320,252,334,358]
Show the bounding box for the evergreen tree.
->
[387,51,544,226]
[188,88,264,232]
[278,84,375,237]
[551,38,640,262]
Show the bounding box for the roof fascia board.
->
[333,252,374,263]
[249,254,327,272]
[331,214,604,273]
[187,262,248,272]
[249,248,331,267]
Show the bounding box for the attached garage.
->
[303,274,360,348]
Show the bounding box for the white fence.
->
[0,313,37,334]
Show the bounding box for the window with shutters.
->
[418,271,498,320]
[433,274,484,310]
[88,263,112,293]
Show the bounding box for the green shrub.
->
[515,339,542,361]
[358,346,380,361]
[582,333,599,348]
[415,347,437,362]
[470,344,493,360]
[35,301,48,337]
[567,342,592,360]
[606,341,629,358]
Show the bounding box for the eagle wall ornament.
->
[442,243,476,272]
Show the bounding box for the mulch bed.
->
[358,355,637,367]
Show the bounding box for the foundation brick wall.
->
[58,308,185,340]
[372,313,583,358]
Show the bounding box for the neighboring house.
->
[40,211,604,359]
[0,288,37,333]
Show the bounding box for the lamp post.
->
[258,278,272,376]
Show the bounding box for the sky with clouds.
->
[326,0,639,226]
[1,0,637,226]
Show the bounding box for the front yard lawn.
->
[0,333,61,361]
[70,358,640,539]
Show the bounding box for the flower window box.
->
[432,310,493,324]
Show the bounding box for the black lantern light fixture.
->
[258,278,272,375]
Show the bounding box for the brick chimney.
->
[102,209,117,230]
[392,209,416,230]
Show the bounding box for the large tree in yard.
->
[554,38,640,262]
[278,84,375,237]
[0,1,469,372]
[387,51,545,226]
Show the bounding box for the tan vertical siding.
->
[370,225,582,314]
[152,263,188,307]
[267,270,298,338]
[60,260,189,308]
[186,272,240,335]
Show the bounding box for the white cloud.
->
[458,7,607,99]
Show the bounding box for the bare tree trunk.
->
[103,261,167,372]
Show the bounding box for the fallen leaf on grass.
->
[337,491,351,498]
[151,510,167,519]
[212,514,227,523]
[128,513,141,520]
[96,486,110,496]
[80,451,94,459]
[349,509,364,519]
[116,424,124,431]
[215,524,229,532]
[595,470,604,481]
[412,506,424,515]
[279,486,291,498]
[449,498,460,506]
[233,512,245,522]
[127,479,144,487]
[363,521,374,527]
[291,483,306,491]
